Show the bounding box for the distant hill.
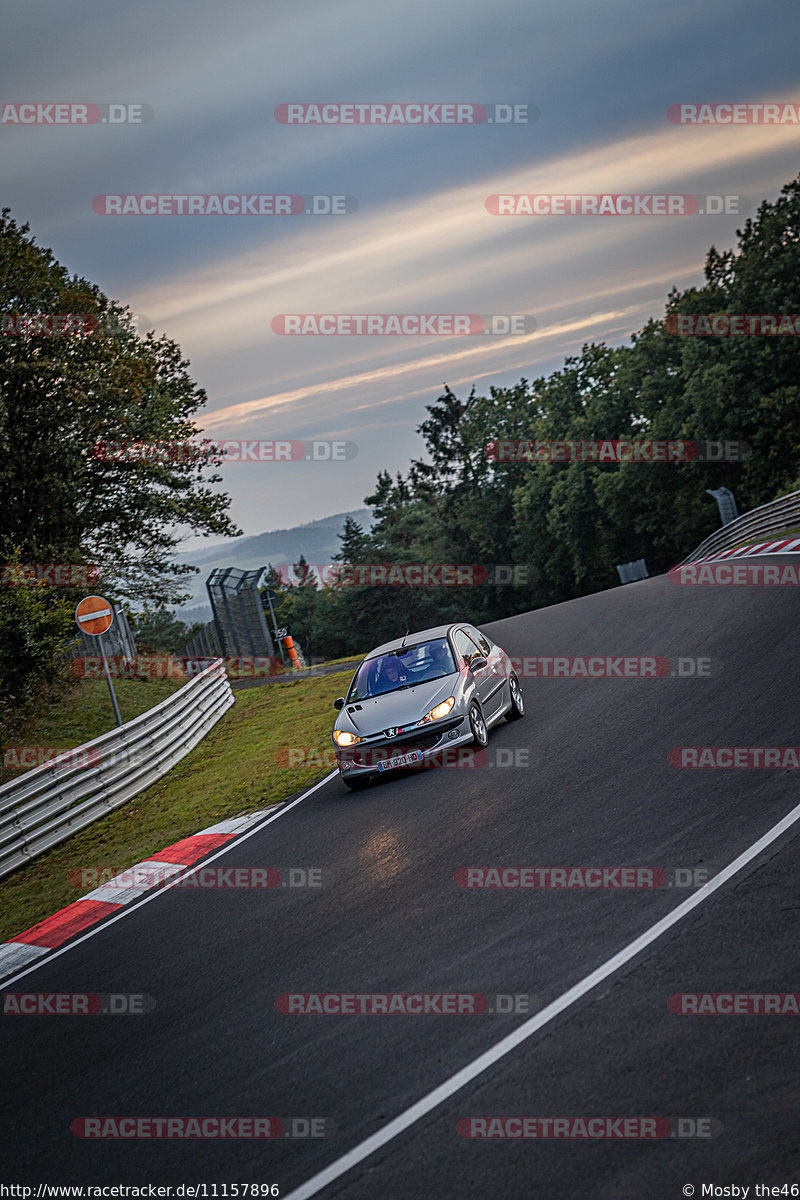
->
[173,509,374,622]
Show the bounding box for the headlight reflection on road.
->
[359,829,414,886]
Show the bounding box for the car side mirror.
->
[470,657,487,671]
[333,697,345,710]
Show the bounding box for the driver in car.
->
[381,658,408,689]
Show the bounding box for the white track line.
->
[0,771,338,988]
[285,796,800,1200]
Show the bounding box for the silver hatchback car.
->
[332,622,524,790]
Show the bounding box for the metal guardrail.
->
[681,489,800,564]
[0,659,234,879]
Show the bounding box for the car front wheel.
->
[468,702,489,748]
[506,673,525,721]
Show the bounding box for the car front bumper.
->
[334,714,474,780]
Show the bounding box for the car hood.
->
[337,674,459,736]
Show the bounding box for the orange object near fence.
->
[282,635,301,667]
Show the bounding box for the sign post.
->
[75,595,123,727]
[263,589,287,665]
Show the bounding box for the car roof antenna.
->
[394,628,410,655]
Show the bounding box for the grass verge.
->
[1,676,186,779]
[0,668,350,943]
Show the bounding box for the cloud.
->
[127,107,799,440]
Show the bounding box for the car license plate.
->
[378,750,423,771]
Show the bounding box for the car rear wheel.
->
[468,702,489,748]
[506,673,525,721]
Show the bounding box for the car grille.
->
[387,715,463,749]
[382,730,443,754]
[345,720,464,767]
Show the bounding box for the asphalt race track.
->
[1,560,797,1199]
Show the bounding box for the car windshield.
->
[347,638,456,701]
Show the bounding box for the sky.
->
[4,0,800,549]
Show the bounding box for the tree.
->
[130,608,204,654]
[338,171,800,624]
[0,550,75,745]
[0,208,241,608]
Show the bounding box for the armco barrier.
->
[0,660,234,879]
[681,489,800,564]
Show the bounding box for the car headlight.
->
[417,696,455,724]
[334,729,364,747]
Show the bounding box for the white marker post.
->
[74,595,123,727]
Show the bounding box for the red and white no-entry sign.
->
[75,595,114,636]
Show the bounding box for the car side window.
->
[467,627,492,657]
[453,628,483,666]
